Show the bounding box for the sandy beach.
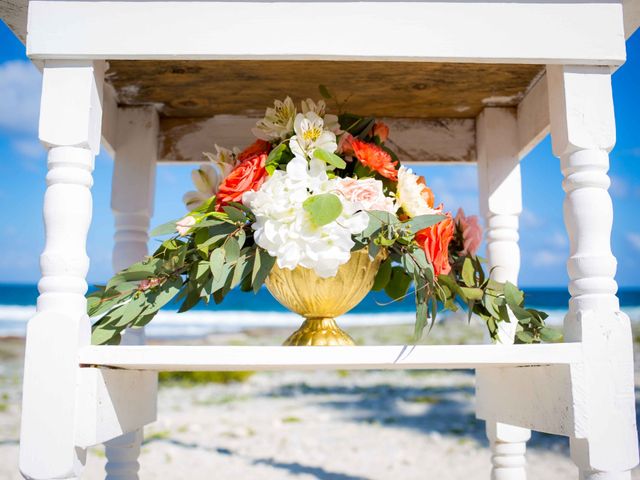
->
[1,318,639,479]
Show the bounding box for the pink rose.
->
[336,178,396,213]
[455,208,482,255]
[176,215,196,236]
[337,133,355,156]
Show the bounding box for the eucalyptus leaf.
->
[460,287,483,301]
[384,267,411,301]
[303,193,343,227]
[372,257,392,291]
[516,330,534,343]
[224,237,241,262]
[313,148,346,169]
[223,206,246,223]
[504,281,525,307]
[150,219,179,237]
[143,276,182,313]
[251,248,276,293]
[209,248,226,277]
[91,324,122,345]
[178,288,201,313]
[231,254,251,289]
[540,327,563,343]
[403,214,446,234]
[414,301,428,341]
[461,257,476,287]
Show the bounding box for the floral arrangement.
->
[88,92,559,345]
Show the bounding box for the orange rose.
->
[415,214,455,276]
[238,139,272,162]
[372,121,390,143]
[350,138,398,181]
[217,153,268,209]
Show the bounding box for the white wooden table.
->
[2,0,639,478]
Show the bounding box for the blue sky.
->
[0,22,639,287]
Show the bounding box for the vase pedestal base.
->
[283,318,355,346]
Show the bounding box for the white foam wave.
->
[1,304,638,338]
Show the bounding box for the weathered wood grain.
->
[107,60,543,119]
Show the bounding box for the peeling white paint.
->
[160,116,476,164]
[482,95,522,106]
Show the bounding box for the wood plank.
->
[108,60,542,120]
[159,116,476,163]
[26,1,626,65]
[517,72,550,159]
[78,344,584,372]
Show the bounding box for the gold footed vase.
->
[265,249,385,346]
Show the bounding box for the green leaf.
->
[460,287,483,300]
[516,330,534,343]
[178,288,201,313]
[209,248,226,277]
[223,206,246,223]
[461,257,475,287]
[504,281,525,307]
[265,143,290,174]
[510,303,533,322]
[540,327,563,343]
[237,229,247,249]
[87,288,127,318]
[410,249,430,270]
[91,324,121,346]
[482,294,500,318]
[231,254,251,289]
[414,300,428,341]
[403,214,446,234]
[372,257,392,291]
[150,219,179,237]
[319,84,332,99]
[303,193,343,227]
[384,267,411,301]
[313,148,347,169]
[401,253,416,275]
[251,248,276,293]
[143,276,182,313]
[131,312,157,329]
[224,237,241,262]
[368,241,380,260]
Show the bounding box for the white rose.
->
[396,166,442,218]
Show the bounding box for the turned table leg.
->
[104,106,158,480]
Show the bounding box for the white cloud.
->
[609,175,630,198]
[12,138,43,158]
[416,166,480,216]
[628,233,640,252]
[0,60,42,134]
[532,249,566,267]
[8,138,46,172]
[546,231,568,248]
[521,209,544,228]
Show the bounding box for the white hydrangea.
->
[243,156,369,278]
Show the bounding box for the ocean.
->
[0,283,639,339]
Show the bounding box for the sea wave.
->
[1,304,639,338]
